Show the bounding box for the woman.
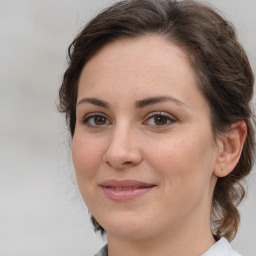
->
[58,0,255,255]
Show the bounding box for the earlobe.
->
[214,121,247,178]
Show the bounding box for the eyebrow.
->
[77,97,110,108]
[76,96,187,109]
[135,96,188,108]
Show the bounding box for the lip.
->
[99,179,156,202]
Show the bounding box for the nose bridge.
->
[103,120,142,169]
[111,121,127,142]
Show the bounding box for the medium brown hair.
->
[58,0,255,241]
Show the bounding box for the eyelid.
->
[81,112,112,126]
[146,111,175,119]
[143,111,177,126]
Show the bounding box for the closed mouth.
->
[99,180,156,201]
[100,179,155,188]
[103,185,155,190]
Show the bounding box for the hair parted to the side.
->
[58,0,255,241]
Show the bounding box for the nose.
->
[102,124,142,170]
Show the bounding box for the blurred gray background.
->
[0,0,255,255]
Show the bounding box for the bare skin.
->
[72,35,246,256]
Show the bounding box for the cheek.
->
[72,133,104,181]
[146,134,216,222]
[146,131,216,193]
[71,132,109,210]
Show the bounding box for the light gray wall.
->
[0,1,255,255]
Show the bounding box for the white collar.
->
[94,237,242,256]
[202,237,242,256]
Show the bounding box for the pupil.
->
[95,116,106,125]
[154,116,167,125]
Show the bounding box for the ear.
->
[213,121,247,178]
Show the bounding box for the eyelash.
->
[81,112,176,128]
[143,112,176,127]
[81,112,111,128]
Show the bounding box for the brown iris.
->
[154,116,168,126]
[94,116,107,125]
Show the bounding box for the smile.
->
[107,186,150,190]
[100,179,156,201]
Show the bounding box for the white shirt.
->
[94,237,241,256]
[202,237,242,256]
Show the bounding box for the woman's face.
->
[72,35,219,240]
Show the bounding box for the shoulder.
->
[93,244,108,256]
[202,237,242,256]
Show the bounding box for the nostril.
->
[102,147,142,169]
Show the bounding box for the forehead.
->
[77,35,207,111]
[80,35,194,82]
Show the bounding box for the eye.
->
[81,113,111,127]
[143,112,176,127]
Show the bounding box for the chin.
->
[97,213,158,240]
